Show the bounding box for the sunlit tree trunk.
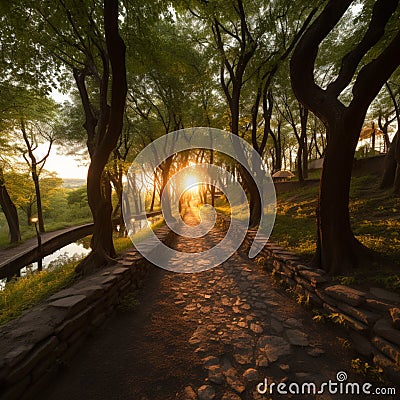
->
[0,167,21,244]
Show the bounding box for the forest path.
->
[39,208,382,400]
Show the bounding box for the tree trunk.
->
[313,126,323,158]
[32,172,45,233]
[237,165,261,228]
[381,81,400,189]
[302,136,309,179]
[394,162,400,194]
[27,204,32,226]
[149,171,157,212]
[371,122,376,152]
[300,105,309,179]
[0,168,21,243]
[381,131,398,189]
[312,120,371,273]
[85,161,116,262]
[76,0,127,274]
[20,119,46,233]
[159,155,174,222]
[210,149,215,207]
[110,155,123,231]
[296,145,304,183]
[251,87,262,153]
[290,0,400,274]
[275,121,283,171]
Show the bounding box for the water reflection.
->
[20,242,91,276]
[0,241,91,290]
[128,215,163,237]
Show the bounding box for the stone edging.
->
[0,226,172,400]
[243,229,400,382]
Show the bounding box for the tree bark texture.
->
[291,0,400,273]
[0,167,21,243]
[76,0,127,274]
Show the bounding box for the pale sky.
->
[44,146,88,180]
[46,89,89,180]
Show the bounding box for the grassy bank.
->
[215,171,399,290]
[271,173,400,292]
[0,256,80,324]
[0,220,165,325]
[271,174,400,264]
[0,217,93,249]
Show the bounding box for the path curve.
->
[39,209,395,400]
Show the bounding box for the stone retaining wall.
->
[243,230,400,381]
[0,226,172,400]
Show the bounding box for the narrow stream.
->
[1,214,163,291]
[0,241,91,290]
[20,241,91,276]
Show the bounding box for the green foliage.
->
[66,186,88,206]
[0,255,80,325]
[254,256,266,266]
[4,168,65,220]
[0,234,149,325]
[336,275,358,286]
[338,338,351,349]
[351,358,385,384]
[113,237,134,254]
[312,310,346,326]
[117,290,140,312]
[373,274,400,292]
[284,286,310,306]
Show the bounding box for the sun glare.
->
[183,174,199,190]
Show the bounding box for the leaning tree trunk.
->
[0,169,21,244]
[291,0,400,274]
[76,0,127,274]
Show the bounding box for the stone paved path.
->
[39,209,386,400]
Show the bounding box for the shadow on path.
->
[39,208,397,400]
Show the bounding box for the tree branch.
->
[290,0,352,122]
[327,0,399,97]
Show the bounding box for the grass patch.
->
[125,218,166,245]
[213,173,399,276]
[113,236,134,253]
[0,217,93,250]
[271,172,400,292]
[0,220,166,325]
[271,174,400,261]
[0,255,80,325]
[117,290,140,311]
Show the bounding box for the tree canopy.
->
[0,0,399,274]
